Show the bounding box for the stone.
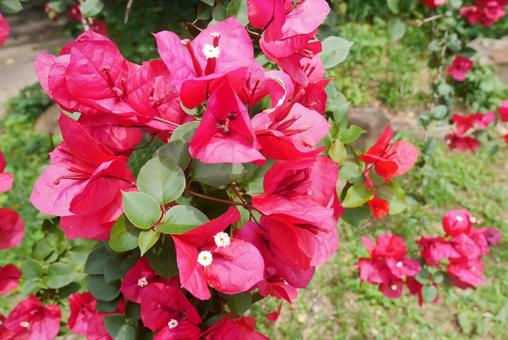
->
[35,104,60,135]
[348,107,391,149]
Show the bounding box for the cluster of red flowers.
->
[421,0,448,9]
[358,209,500,304]
[358,234,421,299]
[45,2,108,36]
[445,111,495,152]
[460,0,507,26]
[417,209,500,289]
[447,55,474,82]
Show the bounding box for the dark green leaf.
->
[22,259,44,280]
[47,262,76,289]
[109,215,140,253]
[170,121,199,143]
[126,302,141,321]
[137,157,185,204]
[122,192,161,230]
[158,205,209,234]
[32,239,54,260]
[340,206,370,227]
[155,141,191,169]
[85,246,114,275]
[192,161,254,187]
[226,0,248,25]
[224,293,251,314]
[104,315,136,340]
[200,0,215,5]
[147,236,179,278]
[104,256,137,283]
[57,282,81,298]
[96,297,121,312]
[0,0,22,13]
[87,274,121,302]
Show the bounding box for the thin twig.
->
[186,189,243,206]
[124,0,134,23]
[153,116,181,128]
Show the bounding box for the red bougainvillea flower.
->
[189,80,264,164]
[0,264,21,295]
[0,208,24,250]
[422,0,447,9]
[451,113,477,135]
[4,295,61,340]
[249,0,330,85]
[156,17,253,108]
[140,279,201,339]
[0,151,14,193]
[359,234,421,299]
[445,133,480,152]
[442,209,472,236]
[30,115,135,240]
[448,259,485,288]
[461,1,506,26]
[360,126,420,180]
[68,292,111,340]
[368,195,390,219]
[252,101,331,160]
[171,207,264,300]
[202,315,268,340]
[0,313,16,340]
[474,111,496,128]
[417,236,459,266]
[237,221,315,303]
[252,157,342,268]
[0,14,10,47]
[499,99,508,121]
[447,56,474,81]
[120,258,160,303]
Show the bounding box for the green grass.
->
[254,144,508,339]
[330,20,432,110]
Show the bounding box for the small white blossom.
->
[391,284,398,291]
[137,277,149,287]
[214,232,231,248]
[168,319,179,329]
[202,44,220,59]
[198,250,213,267]
[456,215,464,222]
[20,321,30,328]
[396,261,404,268]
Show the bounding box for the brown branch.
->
[124,0,134,23]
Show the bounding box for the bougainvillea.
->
[0,0,504,338]
[0,13,9,47]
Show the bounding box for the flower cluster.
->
[358,209,501,305]
[44,1,108,36]
[447,56,474,82]
[358,234,421,299]
[0,13,9,47]
[422,0,448,9]
[445,111,495,152]
[460,0,507,27]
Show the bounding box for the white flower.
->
[391,284,398,291]
[214,232,231,248]
[137,277,149,287]
[202,44,220,59]
[20,321,30,328]
[198,250,213,267]
[456,215,464,222]
[396,261,404,268]
[168,319,179,329]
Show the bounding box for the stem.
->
[186,189,243,206]
[124,0,134,23]
[153,116,181,128]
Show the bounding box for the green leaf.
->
[155,141,191,169]
[138,157,186,205]
[243,161,273,196]
[226,0,248,25]
[192,161,254,188]
[339,162,364,183]
[104,256,137,283]
[147,236,179,278]
[387,0,399,13]
[47,262,76,289]
[328,141,347,164]
[80,0,104,17]
[158,205,209,234]
[342,183,373,208]
[170,121,199,143]
[422,285,437,303]
[123,192,161,230]
[341,206,370,227]
[326,83,350,117]
[57,282,81,299]
[96,298,121,312]
[224,293,252,314]
[109,215,140,253]
[22,259,44,280]
[0,0,23,13]
[200,0,216,5]
[389,18,406,42]
[87,274,121,302]
[320,36,353,69]
[32,239,54,260]
[126,302,141,321]
[85,245,114,275]
[339,125,365,144]
[138,230,161,256]
[104,315,137,340]
[458,311,472,334]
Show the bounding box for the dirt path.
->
[0,2,70,118]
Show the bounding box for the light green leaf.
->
[389,18,406,42]
[0,0,23,13]
[155,141,191,169]
[122,192,161,230]
[137,157,186,204]
[47,262,76,289]
[320,36,353,69]
[342,183,373,208]
[104,315,137,340]
[339,162,364,183]
[339,125,365,144]
[329,141,347,164]
[158,205,209,234]
[109,215,140,253]
[387,0,399,13]
[138,230,160,256]
[80,0,104,17]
